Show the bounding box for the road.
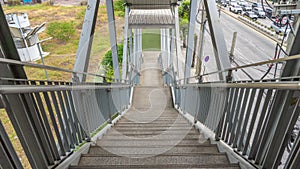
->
[201,11,284,81]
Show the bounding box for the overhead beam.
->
[73,0,100,82]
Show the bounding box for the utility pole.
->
[195,4,206,79]
[229,32,237,62]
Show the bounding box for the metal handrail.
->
[178,82,300,90]
[0,58,129,83]
[0,84,131,94]
[176,54,300,82]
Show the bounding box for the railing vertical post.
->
[0,120,23,169]
[262,92,300,168]
[106,88,113,124]
[0,94,48,169]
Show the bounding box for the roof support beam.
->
[122,5,130,81]
[184,0,198,82]
[73,0,100,82]
[106,0,120,81]
[203,0,231,81]
[174,5,184,81]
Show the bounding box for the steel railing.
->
[172,54,300,169]
[0,81,132,169]
[0,57,132,169]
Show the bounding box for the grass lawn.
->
[1,3,125,169]
[142,29,161,51]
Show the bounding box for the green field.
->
[142,29,161,51]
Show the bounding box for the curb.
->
[237,16,285,44]
[220,7,285,45]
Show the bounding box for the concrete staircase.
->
[69,52,240,169]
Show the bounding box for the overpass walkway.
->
[70,52,240,169]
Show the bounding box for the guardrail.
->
[0,81,131,169]
[172,51,300,168]
[173,81,300,168]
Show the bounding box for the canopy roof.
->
[129,9,174,29]
[125,0,179,9]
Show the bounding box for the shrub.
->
[46,21,75,42]
[101,44,123,79]
[114,0,125,17]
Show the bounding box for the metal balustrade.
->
[0,81,132,169]
[0,57,132,169]
[172,54,300,169]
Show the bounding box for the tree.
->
[178,0,190,48]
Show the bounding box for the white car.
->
[230,4,243,14]
[252,7,266,18]
[242,4,252,11]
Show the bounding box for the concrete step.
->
[70,164,240,169]
[117,119,188,124]
[96,139,209,147]
[120,117,186,121]
[114,123,191,127]
[112,127,194,131]
[103,130,199,136]
[103,132,202,138]
[116,121,190,125]
[102,133,203,140]
[78,153,230,166]
[88,144,219,155]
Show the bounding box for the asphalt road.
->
[201,11,284,81]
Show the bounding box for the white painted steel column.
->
[174,5,184,81]
[74,0,100,82]
[184,0,198,82]
[122,5,130,81]
[106,0,120,81]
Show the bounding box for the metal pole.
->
[184,0,198,82]
[170,29,175,70]
[174,5,184,81]
[73,0,100,82]
[229,32,237,62]
[196,5,207,78]
[37,42,49,80]
[106,0,120,81]
[122,5,130,81]
[166,29,170,70]
[203,0,231,81]
[161,29,165,70]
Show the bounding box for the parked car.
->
[242,4,252,11]
[252,7,266,18]
[265,7,273,18]
[252,2,262,8]
[229,4,243,14]
[220,0,227,7]
[244,11,258,20]
[237,0,248,7]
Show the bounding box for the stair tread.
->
[78,154,231,166]
[88,145,219,155]
[68,52,239,169]
[70,163,240,169]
